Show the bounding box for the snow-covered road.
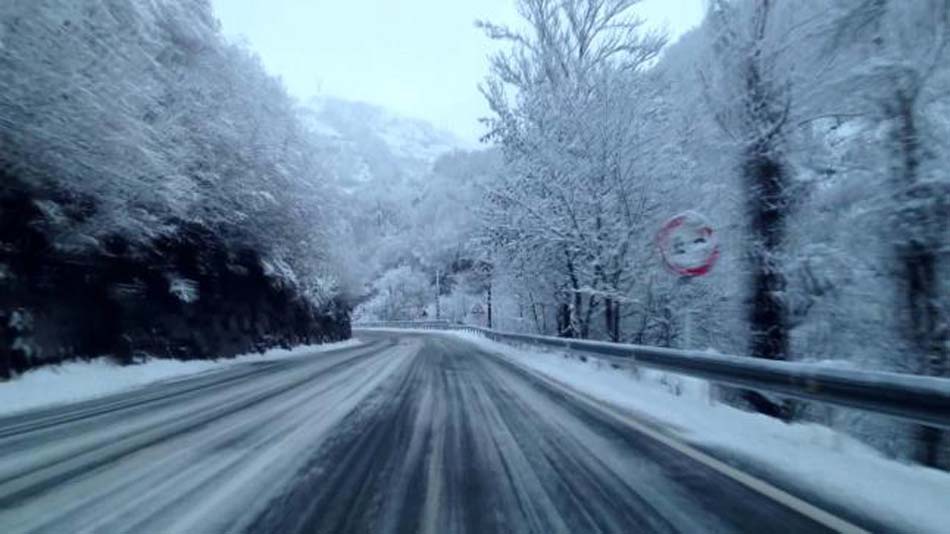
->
[1,332,864,533]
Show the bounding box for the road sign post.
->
[658,211,719,350]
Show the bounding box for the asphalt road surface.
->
[0,331,867,533]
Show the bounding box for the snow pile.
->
[0,340,363,417]
[446,330,950,534]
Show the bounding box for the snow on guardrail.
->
[354,321,950,429]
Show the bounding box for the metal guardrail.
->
[357,321,455,330]
[354,321,950,429]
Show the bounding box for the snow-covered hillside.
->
[299,97,467,192]
[297,96,490,300]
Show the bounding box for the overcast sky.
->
[211,0,706,144]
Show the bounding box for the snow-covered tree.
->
[0,0,352,374]
[820,0,950,466]
[479,0,666,339]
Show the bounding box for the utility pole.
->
[683,307,694,350]
[679,277,694,350]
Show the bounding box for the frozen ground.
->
[0,339,363,417]
[438,329,950,534]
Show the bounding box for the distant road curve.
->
[0,332,876,533]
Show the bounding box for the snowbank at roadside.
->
[443,329,950,534]
[0,339,363,417]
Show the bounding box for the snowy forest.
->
[1,0,948,469]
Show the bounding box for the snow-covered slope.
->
[296,97,477,291]
[299,97,466,191]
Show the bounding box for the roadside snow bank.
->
[445,330,950,534]
[0,339,363,417]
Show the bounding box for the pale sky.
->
[211,0,706,144]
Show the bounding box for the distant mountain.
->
[299,97,467,192]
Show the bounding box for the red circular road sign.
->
[657,211,719,277]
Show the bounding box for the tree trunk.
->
[571,290,584,338]
[745,147,789,361]
[742,144,791,419]
[613,301,621,342]
[557,302,574,338]
[486,282,493,329]
[605,298,621,342]
[893,94,947,467]
[713,0,793,420]
[435,269,441,320]
[579,294,595,339]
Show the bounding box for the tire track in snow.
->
[0,337,415,533]
[1,332,858,533]
[252,332,844,534]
